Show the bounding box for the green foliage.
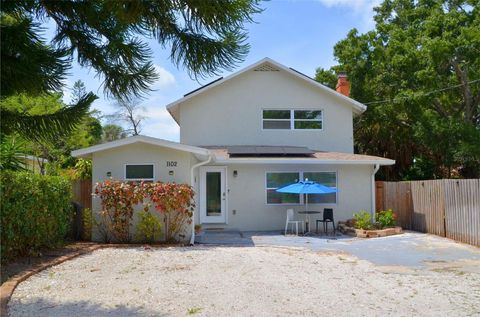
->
[74,159,92,180]
[135,211,163,243]
[375,209,396,228]
[0,136,26,171]
[1,92,101,172]
[353,211,372,230]
[317,0,480,180]
[0,12,69,97]
[314,67,337,89]
[3,1,263,100]
[82,208,93,241]
[102,124,127,142]
[0,93,97,143]
[0,171,72,262]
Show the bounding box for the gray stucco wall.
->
[179,69,355,153]
[196,163,374,231]
[91,143,196,242]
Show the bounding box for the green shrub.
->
[0,171,72,262]
[376,209,396,228]
[82,208,93,241]
[135,211,163,243]
[353,210,372,230]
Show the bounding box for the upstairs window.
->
[262,110,291,129]
[262,109,322,130]
[294,110,322,129]
[125,164,154,181]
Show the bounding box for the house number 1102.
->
[166,161,177,167]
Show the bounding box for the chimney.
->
[336,72,350,97]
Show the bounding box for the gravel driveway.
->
[8,245,480,317]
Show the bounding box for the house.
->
[72,58,394,242]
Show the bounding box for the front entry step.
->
[195,228,253,245]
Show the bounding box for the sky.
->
[48,0,381,142]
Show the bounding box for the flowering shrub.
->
[353,210,372,230]
[94,180,147,243]
[94,181,195,243]
[376,209,396,228]
[145,182,195,242]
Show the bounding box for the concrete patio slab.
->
[197,230,480,270]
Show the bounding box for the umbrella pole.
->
[305,194,309,234]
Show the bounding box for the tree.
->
[1,93,103,172]
[0,13,95,141]
[102,124,127,143]
[108,98,146,136]
[316,0,480,180]
[2,1,262,100]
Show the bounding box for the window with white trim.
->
[266,172,300,204]
[262,110,323,130]
[303,172,337,203]
[125,164,154,181]
[266,171,337,205]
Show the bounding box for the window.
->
[262,109,322,130]
[303,172,337,203]
[125,164,154,181]
[294,110,322,130]
[266,171,337,205]
[262,110,291,129]
[266,172,300,204]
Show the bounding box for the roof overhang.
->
[166,57,367,123]
[71,135,210,159]
[213,158,395,165]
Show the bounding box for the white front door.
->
[199,166,227,223]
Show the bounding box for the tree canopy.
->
[2,0,262,100]
[316,0,480,180]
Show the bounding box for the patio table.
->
[298,211,321,235]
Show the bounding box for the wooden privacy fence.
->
[376,179,480,247]
[72,179,92,210]
[71,179,93,240]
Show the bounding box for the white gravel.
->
[8,246,480,317]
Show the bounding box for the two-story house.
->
[73,58,394,242]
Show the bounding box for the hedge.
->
[1,171,72,262]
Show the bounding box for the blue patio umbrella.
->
[276,180,337,231]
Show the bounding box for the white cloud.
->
[316,0,382,30]
[140,104,179,141]
[152,65,176,90]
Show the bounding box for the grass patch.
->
[187,307,202,315]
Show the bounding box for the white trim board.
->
[214,158,395,166]
[71,135,210,158]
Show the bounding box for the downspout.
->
[371,164,380,223]
[189,153,213,245]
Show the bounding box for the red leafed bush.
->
[94,181,195,243]
[145,182,195,242]
[95,180,147,243]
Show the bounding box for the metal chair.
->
[316,208,335,235]
[285,209,305,235]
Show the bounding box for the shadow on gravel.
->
[9,298,166,317]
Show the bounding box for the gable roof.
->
[166,57,367,123]
[71,135,210,158]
